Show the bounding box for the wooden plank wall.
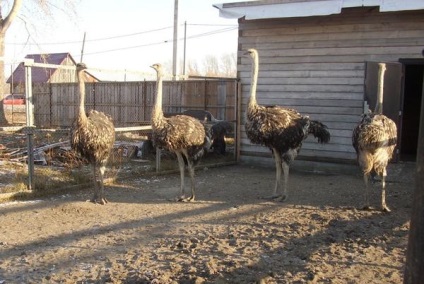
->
[237,6,424,165]
[32,79,237,128]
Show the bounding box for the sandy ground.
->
[0,162,415,283]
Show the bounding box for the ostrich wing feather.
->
[309,120,331,143]
[246,105,309,147]
[152,115,206,150]
[71,110,115,164]
[353,114,397,154]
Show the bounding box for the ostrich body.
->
[245,49,330,201]
[352,63,397,212]
[210,120,233,155]
[151,63,208,202]
[70,63,115,205]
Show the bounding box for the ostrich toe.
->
[176,195,195,202]
[381,205,391,212]
[261,194,287,202]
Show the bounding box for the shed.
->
[214,0,424,170]
[7,53,99,94]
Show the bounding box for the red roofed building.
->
[7,52,99,93]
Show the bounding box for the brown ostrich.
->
[150,63,208,202]
[70,63,115,205]
[352,63,397,212]
[245,48,330,202]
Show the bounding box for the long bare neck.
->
[375,63,386,114]
[248,54,259,109]
[77,68,87,120]
[152,70,164,124]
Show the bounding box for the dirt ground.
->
[0,162,415,283]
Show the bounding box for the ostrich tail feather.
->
[309,120,331,143]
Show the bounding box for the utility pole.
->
[172,0,178,81]
[183,21,187,78]
[80,32,86,63]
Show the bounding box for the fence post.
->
[24,59,35,190]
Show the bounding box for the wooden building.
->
[7,53,99,94]
[214,0,424,170]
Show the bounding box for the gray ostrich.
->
[245,48,330,202]
[70,63,115,205]
[150,63,208,202]
[352,63,397,212]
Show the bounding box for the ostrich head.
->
[244,48,258,60]
[76,63,87,71]
[150,63,163,76]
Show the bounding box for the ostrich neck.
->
[248,55,258,109]
[375,63,386,114]
[152,73,164,125]
[77,69,87,121]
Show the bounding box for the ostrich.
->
[244,48,330,202]
[150,63,208,202]
[352,63,397,212]
[70,63,115,205]
[210,120,233,155]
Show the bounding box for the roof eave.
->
[213,0,424,20]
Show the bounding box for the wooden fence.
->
[32,79,239,128]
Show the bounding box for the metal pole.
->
[24,59,35,191]
[172,0,178,81]
[80,32,86,63]
[183,21,187,78]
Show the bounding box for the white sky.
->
[4,0,246,81]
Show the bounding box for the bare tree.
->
[201,53,236,78]
[220,52,236,78]
[203,54,220,77]
[0,0,22,125]
[0,0,76,126]
[186,59,201,77]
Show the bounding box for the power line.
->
[6,23,236,46]
[80,27,237,55]
[70,26,238,57]
[5,26,173,45]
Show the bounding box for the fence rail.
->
[32,79,238,128]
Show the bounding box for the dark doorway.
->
[400,64,424,161]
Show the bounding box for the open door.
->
[364,61,403,162]
[399,61,424,161]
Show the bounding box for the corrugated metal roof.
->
[213,0,424,20]
[7,53,76,84]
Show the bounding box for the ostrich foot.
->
[87,197,108,205]
[175,195,195,202]
[361,205,374,211]
[261,194,287,202]
[273,195,288,202]
[381,205,391,212]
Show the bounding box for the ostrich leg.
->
[89,164,107,205]
[279,161,290,202]
[89,164,100,203]
[362,173,371,210]
[381,169,391,212]
[98,164,108,205]
[175,152,187,201]
[263,148,283,200]
[185,159,196,202]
